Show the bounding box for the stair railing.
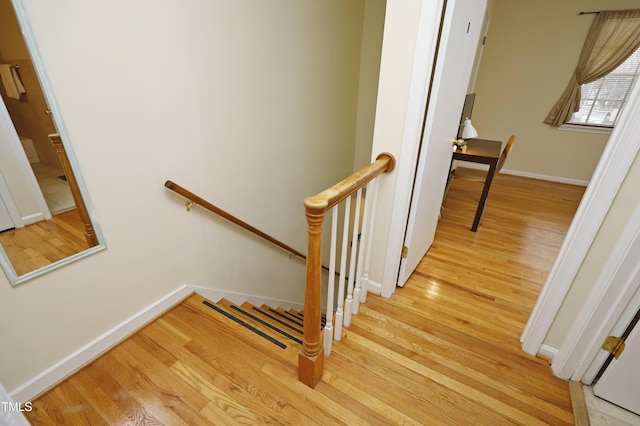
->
[164,180,308,261]
[299,152,395,388]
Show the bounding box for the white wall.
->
[0,0,370,392]
[472,0,640,183]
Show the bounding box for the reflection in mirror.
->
[0,0,105,285]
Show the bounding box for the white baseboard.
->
[454,162,589,187]
[191,286,304,312]
[367,280,383,296]
[21,213,46,226]
[9,285,306,401]
[500,169,589,187]
[10,285,194,402]
[537,344,558,362]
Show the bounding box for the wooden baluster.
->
[298,201,326,388]
[49,133,99,247]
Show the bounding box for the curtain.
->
[544,9,640,126]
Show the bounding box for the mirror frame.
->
[0,0,106,286]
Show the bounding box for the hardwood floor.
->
[25,174,585,425]
[0,210,89,276]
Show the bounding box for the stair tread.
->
[182,295,301,359]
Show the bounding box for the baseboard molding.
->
[454,162,589,186]
[367,280,383,296]
[9,285,307,401]
[191,286,304,312]
[10,285,194,402]
[21,212,47,226]
[537,344,558,363]
[500,169,589,187]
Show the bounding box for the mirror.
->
[0,0,105,286]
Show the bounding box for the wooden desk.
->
[451,138,502,232]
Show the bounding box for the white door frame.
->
[521,75,640,357]
[550,201,640,382]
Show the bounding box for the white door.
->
[0,173,16,232]
[398,0,487,285]
[0,196,13,232]
[593,310,640,415]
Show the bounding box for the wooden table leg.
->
[471,162,497,232]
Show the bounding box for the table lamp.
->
[461,118,478,140]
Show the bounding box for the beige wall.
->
[0,0,372,391]
[472,0,640,183]
[353,0,386,171]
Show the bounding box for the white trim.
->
[521,65,640,356]
[380,0,445,298]
[366,279,383,295]
[20,213,47,226]
[456,163,590,186]
[192,286,304,312]
[551,203,640,381]
[500,169,589,187]
[7,284,309,401]
[558,124,613,135]
[538,344,558,362]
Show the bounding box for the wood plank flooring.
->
[0,210,89,276]
[25,174,585,425]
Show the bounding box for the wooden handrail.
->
[164,180,307,261]
[298,152,395,388]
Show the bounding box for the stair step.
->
[185,296,293,352]
[243,303,303,335]
[227,303,303,345]
[201,299,290,349]
[257,305,304,329]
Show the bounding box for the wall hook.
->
[185,200,195,211]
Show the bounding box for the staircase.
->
[196,295,325,354]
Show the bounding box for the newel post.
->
[298,202,326,388]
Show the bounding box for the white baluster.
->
[353,183,372,313]
[334,197,351,341]
[344,189,362,327]
[361,178,380,304]
[323,207,338,356]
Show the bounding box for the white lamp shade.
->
[461,118,478,139]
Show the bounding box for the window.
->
[568,47,640,127]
